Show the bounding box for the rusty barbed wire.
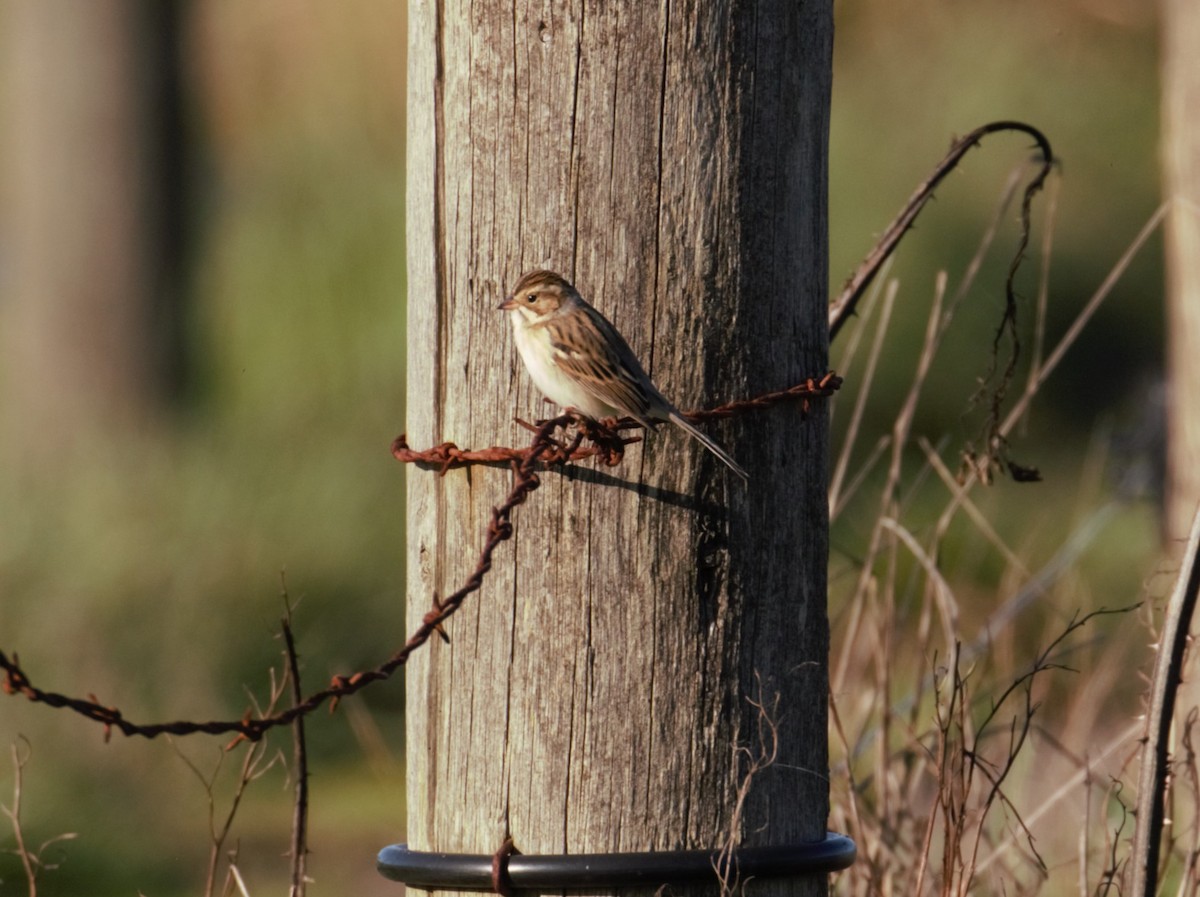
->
[392,371,843,473]
[686,371,844,422]
[2,350,839,740]
[1,414,577,741]
[1,377,840,740]
[392,411,644,473]
[1,373,839,740]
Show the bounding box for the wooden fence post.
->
[404,3,834,894]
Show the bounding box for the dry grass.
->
[826,181,1187,896]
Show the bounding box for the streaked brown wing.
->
[544,304,660,421]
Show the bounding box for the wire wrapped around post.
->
[377,835,857,891]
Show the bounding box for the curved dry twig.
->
[828,120,1054,341]
[827,120,1055,483]
[1132,507,1200,897]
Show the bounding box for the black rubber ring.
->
[377,833,856,890]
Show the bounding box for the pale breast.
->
[512,319,618,419]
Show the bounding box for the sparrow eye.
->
[525,293,537,303]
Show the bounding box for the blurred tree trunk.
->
[1162,0,1200,539]
[405,2,832,895]
[0,0,186,459]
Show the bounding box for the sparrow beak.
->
[497,294,517,311]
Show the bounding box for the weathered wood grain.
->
[406,2,833,894]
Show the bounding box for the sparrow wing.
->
[543,304,664,424]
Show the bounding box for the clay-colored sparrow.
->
[499,270,748,481]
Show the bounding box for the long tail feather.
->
[667,411,749,482]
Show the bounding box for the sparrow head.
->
[498,269,576,321]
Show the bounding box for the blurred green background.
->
[0,1,1162,894]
